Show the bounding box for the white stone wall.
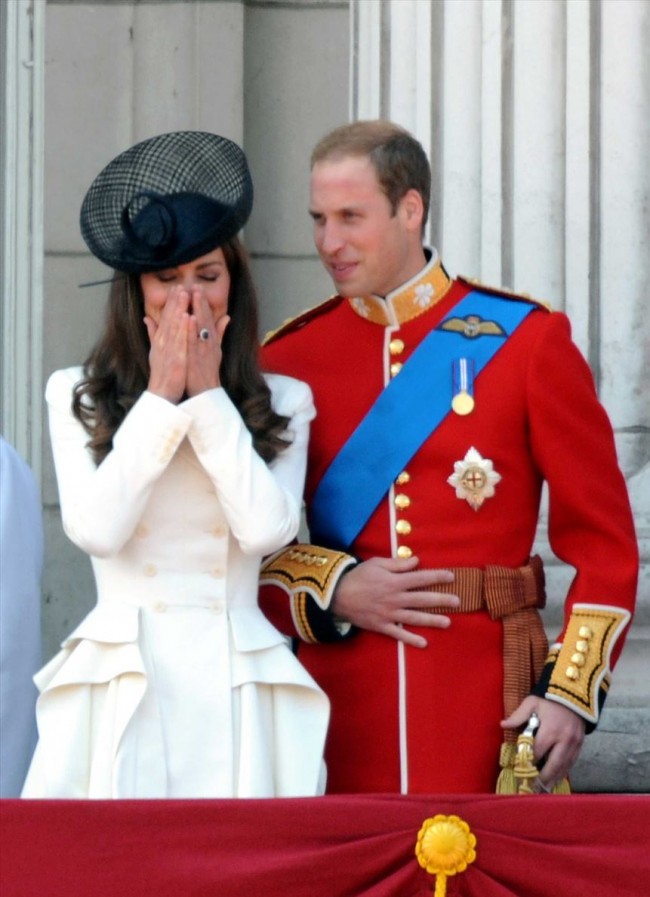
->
[243,0,351,336]
[352,0,649,791]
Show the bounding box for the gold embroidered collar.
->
[347,250,452,326]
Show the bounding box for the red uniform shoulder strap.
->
[457,275,552,311]
[262,295,344,346]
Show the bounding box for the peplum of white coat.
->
[22,367,329,799]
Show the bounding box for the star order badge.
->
[447,446,501,511]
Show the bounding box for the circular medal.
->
[451,390,475,416]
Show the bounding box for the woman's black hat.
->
[79,131,253,274]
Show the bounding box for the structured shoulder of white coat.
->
[45,366,85,403]
[457,275,552,311]
[262,295,343,346]
[263,372,314,416]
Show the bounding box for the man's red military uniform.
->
[259,251,638,794]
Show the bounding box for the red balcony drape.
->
[1,794,649,897]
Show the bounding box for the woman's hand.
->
[185,288,230,397]
[144,285,191,404]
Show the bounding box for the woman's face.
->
[140,247,231,326]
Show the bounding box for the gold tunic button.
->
[578,626,593,639]
[397,545,413,559]
[153,600,167,613]
[135,523,150,539]
[571,652,586,666]
[395,519,412,535]
[389,338,405,355]
[211,567,225,579]
[396,471,410,485]
[143,563,157,577]
[576,639,590,653]
[394,493,411,510]
[565,665,580,680]
[212,524,227,539]
[390,362,403,377]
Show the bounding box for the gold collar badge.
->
[448,447,502,511]
[346,252,452,326]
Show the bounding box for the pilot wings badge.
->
[440,314,505,338]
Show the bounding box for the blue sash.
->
[309,291,536,550]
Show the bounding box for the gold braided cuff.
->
[260,544,358,643]
[544,604,631,724]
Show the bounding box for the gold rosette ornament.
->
[415,814,477,897]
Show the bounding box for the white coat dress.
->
[22,367,329,799]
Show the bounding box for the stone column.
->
[0,0,44,477]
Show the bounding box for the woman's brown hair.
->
[73,237,290,465]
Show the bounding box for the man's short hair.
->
[310,120,431,226]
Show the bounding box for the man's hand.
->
[502,695,586,790]
[331,555,459,648]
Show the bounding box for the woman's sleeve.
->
[182,377,315,556]
[46,368,192,557]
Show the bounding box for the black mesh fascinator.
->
[79,131,253,274]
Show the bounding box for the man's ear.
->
[399,188,425,232]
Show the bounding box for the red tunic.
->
[260,256,638,794]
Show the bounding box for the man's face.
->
[309,155,424,298]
